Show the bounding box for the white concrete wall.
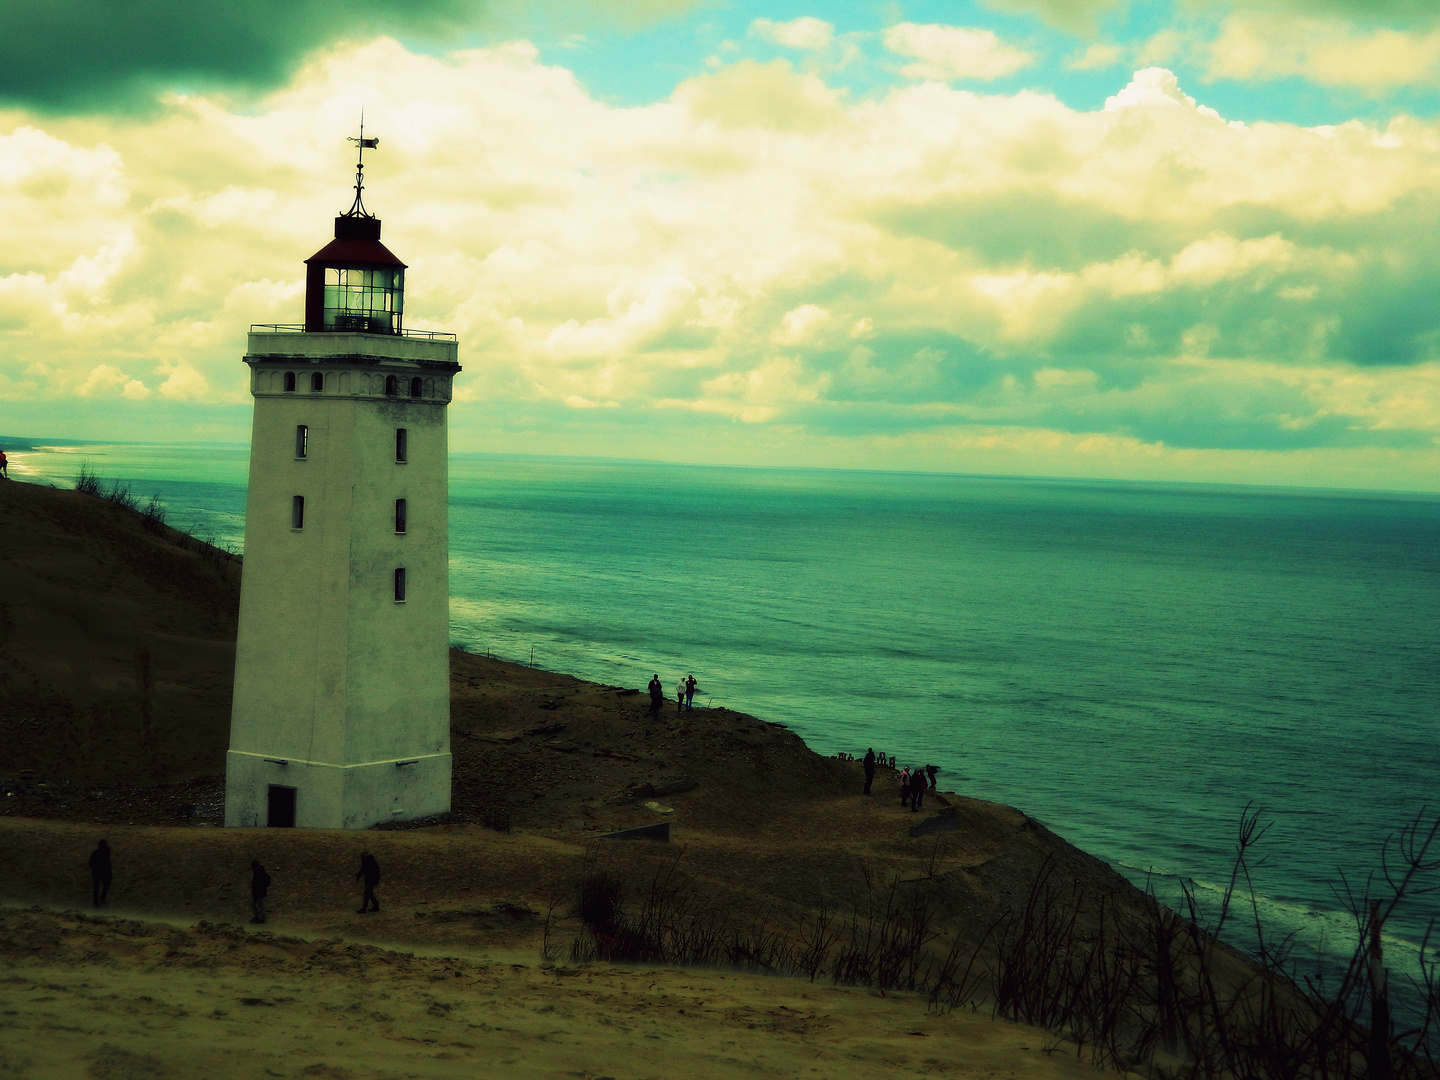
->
[226,332,458,830]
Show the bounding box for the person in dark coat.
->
[910,766,925,812]
[899,767,911,809]
[684,674,697,710]
[88,840,112,908]
[925,764,939,791]
[355,852,381,914]
[647,675,664,719]
[862,748,877,795]
[250,860,272,924]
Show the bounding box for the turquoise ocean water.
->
[9,442,1440,992]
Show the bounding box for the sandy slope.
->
[0,907,1110,1080]
[0,479,240,787]
[0,479,1146,1078]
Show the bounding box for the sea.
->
[8,440,1440,1001]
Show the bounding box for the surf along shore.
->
[0,475,1375,1080]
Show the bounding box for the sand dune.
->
[0,477,1143,1078]
[1,906,1109,1080]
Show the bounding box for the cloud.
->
[77,365,150,399]
[749,17,834,52]
[883,24,1035,82]
[1103,66,1228,120]
[0,0,695,111]
[1206,13,1440,88]
[157,360,213,401]
[1069,43,1127,71]
[6,44,1440,487]
[979,0,1122,35]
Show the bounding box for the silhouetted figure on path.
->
[0,449,9,479]
[899,767,911,809]
[676,678,686,713]
[355,852,381,914]
[250,860,272,924]
[862,748,876,795]
[910,766,925,812]
[685,674,697,710]
[926,764,939,791]
[88,840,112,908]
[647,675,664,719]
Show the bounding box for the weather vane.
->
[344,111,380,218]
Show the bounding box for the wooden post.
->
[1370,901,1391,1080]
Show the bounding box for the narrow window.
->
[295,424,308,458]
[311,372,324,393]
[409,376,422,398]
[283,371,296,392]
[292,495,305,529]
[385,374,398,396]
[394,567,407,603]
[394,498,407,534]
[395,428,407,462]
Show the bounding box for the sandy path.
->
[0,907,1108,1080]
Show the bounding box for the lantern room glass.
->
[322,266,404,333]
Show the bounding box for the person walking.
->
[88,839,112,908]
[0,448,9,479]
[925,764,939,791]
[355,852,381,914]
[250,860,272,924]
[684,674,697,710]
[862,748,876,795]
[899,767,911,809]
[675,678,686,714]
[910,767,925,812]
[647,675,664,720]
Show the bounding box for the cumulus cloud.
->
[1207,13,1440,88]
[750,17,834,52]
[6,43,1440,486]
[883,24,1035,82]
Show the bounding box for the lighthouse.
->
[224,129,460,829]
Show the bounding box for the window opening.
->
[395,498,407,534]
[394,567,407,603]
[384,375,398,396]
[311,372,324,393]
[295,425,309,458]
[409,376,422,398]
[395,428,407,462]
[283,372,296,392]
[292,495,305,530]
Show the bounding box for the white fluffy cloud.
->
[883,23,1035,81]
[1207,13,1440,88]
[750,16,834,51]
[4,42,1440,488]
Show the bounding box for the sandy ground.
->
[0,906,1112,1080]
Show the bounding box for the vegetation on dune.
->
[73,460,239,572]
[554,807,1440,1080]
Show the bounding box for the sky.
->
[3,0,1440,491]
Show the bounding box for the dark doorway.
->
[267,785,297,827]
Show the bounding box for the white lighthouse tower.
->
[225,129,460,829]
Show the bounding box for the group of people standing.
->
[88,840,383,924]
[860,750,939,812]
[647,673,698,718]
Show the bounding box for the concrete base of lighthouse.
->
[223,750,452,830]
